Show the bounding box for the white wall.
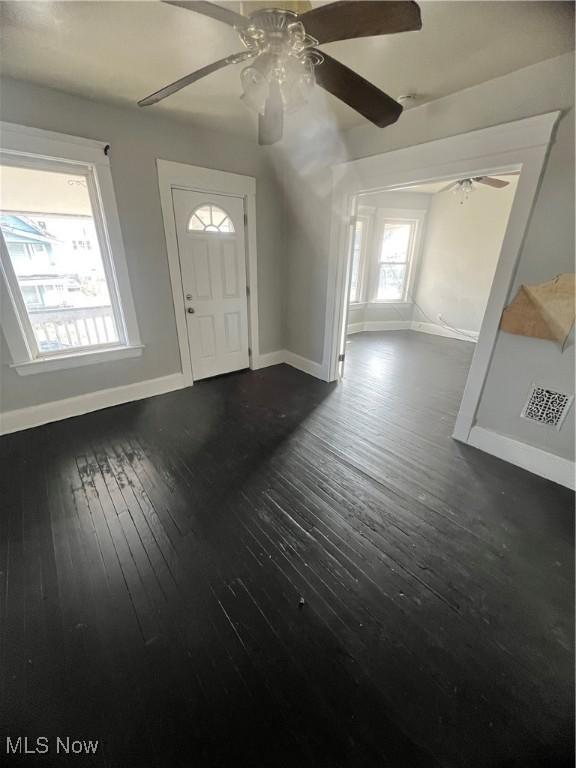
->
[413,178,518,334]
[0,77,286,414]
[278,52,574,461]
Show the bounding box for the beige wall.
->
[278,52,574,460]
[413,178,518,334]
[0,77,286,413]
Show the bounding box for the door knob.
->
[185,294,193,300]
[187,307,195,314]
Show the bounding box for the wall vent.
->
[521,385,573,430]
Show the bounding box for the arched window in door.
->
[188,204,235,233]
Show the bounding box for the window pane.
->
[0,164,120,354]
[380,222,411,263]
[376,264,406,301]
[349,219,364,303]
[188,204,235,233]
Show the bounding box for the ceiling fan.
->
[440,176,518,193]
[138,1,422,145]
[440,174,520,203]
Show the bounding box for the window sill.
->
[11,344,144,376]
[368,300,413,306]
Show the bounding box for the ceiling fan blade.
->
[258,80,284,146]
[313,51,402,128]
[475,176,510,188]
[138,51,254,106]
[299,1,421,44]
[163,1,249,28]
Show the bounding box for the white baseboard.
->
[283,350,326,380]
[365,320,412,332]
[0,350,328,435]
[347,320,411,334]
[0,372,186,435]
[254,350,286,369]
[346,320,477,342]
[467,426,575,490]
[411,321,478,343]
[254,349,326,381]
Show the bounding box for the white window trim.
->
[367,207,426,304]
[0,121,142,375]
[348,211,373,305]
[349,207,426,307]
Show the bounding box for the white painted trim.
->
[0,372,185,435]
[256,350,286,368]
[467,426,575,490]
[410,321,478,343]
[284,350,326,380]
[156,159,259,387]
[0,348,328,434]
[252,349,326,380]
[348,321,411,333]
[324,112,561,443]
[10,344,144,375]
[345,321,476,341]
[0,121,142,371]
[0,121,110,166]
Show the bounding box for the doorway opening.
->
[337,170,520,436]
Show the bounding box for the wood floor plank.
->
[0,331,572,767]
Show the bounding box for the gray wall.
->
[278,52,574,460]
[0,77,286,413]
[413,179,518,334]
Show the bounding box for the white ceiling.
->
[359,173,519,198]
[1,1,574,137]
[396,174,519,195]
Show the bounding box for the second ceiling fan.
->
[138,1,422,145]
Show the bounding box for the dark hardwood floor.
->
[0,331,573,768]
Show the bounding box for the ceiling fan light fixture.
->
[141,1,424,144]
[453,178,475,205]
[240,65,269,114]
[241,52,318,115]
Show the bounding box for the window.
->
[348,208,423,306]
[375,220,415,301]
[0,122,141,374]
[188,204,235,233]
[349,216,368,304]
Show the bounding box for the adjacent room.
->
[0,2,574,767]
[342,172,519,435]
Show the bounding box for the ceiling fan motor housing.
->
[239,9,322,113]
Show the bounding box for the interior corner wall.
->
[413,179,518,335]
[278,51,574,462]
[0,77,286,414]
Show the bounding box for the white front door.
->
[172,189,249,381]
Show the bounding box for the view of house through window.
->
[0,164,120,354]
[348,212,418,305]
[376,221,414,301]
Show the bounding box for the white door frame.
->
[157,159,259,386]
[323,111,560,444]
